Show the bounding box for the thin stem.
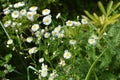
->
[85,49,106,80]
[0,21,11,39]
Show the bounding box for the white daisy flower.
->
[59,59,66,66]
[14,3,19,8]
[88,38,96,45]
[3,7,10,15]
[91,34,98,39]
[27,12,34,21]
[28,47,38,54]
[43,15,52,25]
[56,13,61,19]
[42,9,51,15]
[81,19,88,24]
[31,24,39,32]
[69,40,76,45]
[57,33,64,38]
[54,25,61,32]
[26,37,33,43]
[39,58,44,63]
[7,39,13,45]
[20,9,26,16]
[63,50,72,59]
[66,20,74,26]
[11,10,19,18]
[73,21,81,26]
[18,2,25,7]
[29,6,38,11]
[4,20,11,27]
[52,30,59,36]
[44,32,50,38]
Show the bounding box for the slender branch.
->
[0,21,11,39]
[85,49,106,80]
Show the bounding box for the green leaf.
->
[0,71,5,77]
[98,1,106,15]
[107,1,113,16]
[5,54,12,63]
[6,65,14,72]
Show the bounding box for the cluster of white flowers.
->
[14,2,25,8]
[51,25,64,38]
[48,70,58,80]
[88,34,98,45]
[28,47,38,54]
[42,9,52,25]
[40,63,48,77]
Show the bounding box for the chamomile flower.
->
[31,24,39,32]
[11,10,19,18]
[59,59,66,66]
[56,13,61,19]
[66,20,74,26]
[27,12,34,21]
[91,34,98,39]
[3,7,10,15]
[63,50,72,59]
[81,19,88,24]
[39,58,44,63]
[69,39,76,45]
[73,21,81,26]
[28,47,38,54]
[7,39,13,45]
[18,2,25,7]
[20,9,26,16]
[42,9,50,15]
[88,38,96,45]
[29,6,38,11]
[43,15,52,25]
[26,37,33,43]
[54,25,61,32]
[44,32,50,38]
[57,33,64,38]
[52,30,59,36]
[14,3,19,8]
[41,63,48,77]
[4,20,11,27]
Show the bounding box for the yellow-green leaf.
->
[98,1,106,15]
[107,1,113,16]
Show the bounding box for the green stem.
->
[99,24,107,39]
[0,21,11,39]
[27,66,38,80]
[85,49,106,80]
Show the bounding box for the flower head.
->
[63,50,72,59]
[29,6,38,11]
[44,32,50,38]
[27,12,34,21]
[31,24,39,32]
[11,10,19,18]
[88,38,96,45]
[4,20,11,27]
[66,20,73,26]
[18,2,25,7]
[56,13,61,19]
[7,39,13,45]
[39,58,44,63]
[81,19,88,24]
[28,47,38,54]
[42,9,50,15]
[43,15,52,25]
[26,37,33,43]
[20,9,26,16]
[69,40,76,45]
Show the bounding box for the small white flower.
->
[7,39,13,45]
[56,13,61,19]
[39,58,44,63]
[54,25,61,32]
[3,8,10,15]
[103,32,107,36]
[26,37,33,43]
[35,31,41,37]
[63,50,72,59]
[29,6,38,11]
[52,30,59,36]
[91,34,98,39]
[31,24,39,32]
[42,9,50,15]
[44,32,50,38]
[11,10,19,18]
[59,59,66,66]
[9,4,13,7]
[43,15,52,25]
[4,20,11,27]
[14,3,19,8]
[66,20,73,26]
[57,33,64,38]
[40,63,48,77]
[73,21,81,26]
[20,9,26,16]
[27,12,34,21]
[88,38,96,45]
[18,2,25,7]
[28,47,38,54]
[81,19,88,24]
[69,40,76,45]
[41,70,48,77]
